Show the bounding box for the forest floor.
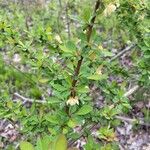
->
[0,52,150,150]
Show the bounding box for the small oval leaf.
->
[54,134,67,150]
[76,105,93,115]
[20,141,34,150]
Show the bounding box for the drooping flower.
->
[96,65,103,75]
[66,96,79,106]
[115,0,120,7]
[55,34,62,44]
[103,4,117,17]
[98,45,104,50]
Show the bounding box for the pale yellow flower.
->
[96,65,103,75]
[115,0,120,7]
[109,104,115,109]
[66,96,79,106]
[98,45,103,50]
[55,35,62,44]
[103,4,117,17]
[138,14,145,21]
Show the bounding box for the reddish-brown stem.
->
[70,0,101,98]
[87,0,101,43]
[70,56,83,97]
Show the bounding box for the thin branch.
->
[124,85,139,97]
[70,56,83,97]
[114,85,150,126]
[70,0,101,97]
[13,85,139,104]
[115,115,150,127]
[14,92,46,104]
[86,0,101,43]
[109,44,136,62]
[65,2,71,39]
[68,115,150,147]
[57,0,62,33]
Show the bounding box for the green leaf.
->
[36,136,51,150]
[66,41,76,52]
[20,141,34,150]
[52,84,67,92]
[59,41,76,54]
[98,127,116,142]
[54,134,67,150]
[48,128,57,135]
[18,40,25,47]
[36,138,43,150]
[47,97,61,104]
[45,114,59,124]
[81,6,92,22]
[76,105,93,115]
[77,85,89,93]
[87,74,101,80]
[59,45,70,53]
[87,74,107,81]
[67,119,78,128]
[102,50,113,57]
[39,78,49,83]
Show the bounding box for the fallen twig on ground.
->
[115,115,150,127]
[14,92,46,104]
[109,44,136,62]
[124,85,139,97]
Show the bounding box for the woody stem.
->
[70,0,101,98]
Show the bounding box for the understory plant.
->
[0,0,150,149]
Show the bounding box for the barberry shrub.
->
[0,0,149,149]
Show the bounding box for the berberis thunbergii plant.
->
[0,0,149,149]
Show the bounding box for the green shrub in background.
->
[0,0,149,149]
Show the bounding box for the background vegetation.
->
[0,0,150,149]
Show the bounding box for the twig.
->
[109,44,136,62]
[124,85,139,97]
[114,85,150,127]
[68,114,150,146]
[65,2,71,39]
[13,85,140,104]
[115,115,150,127]
[57,0,62,33]
[14,92,46,104]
